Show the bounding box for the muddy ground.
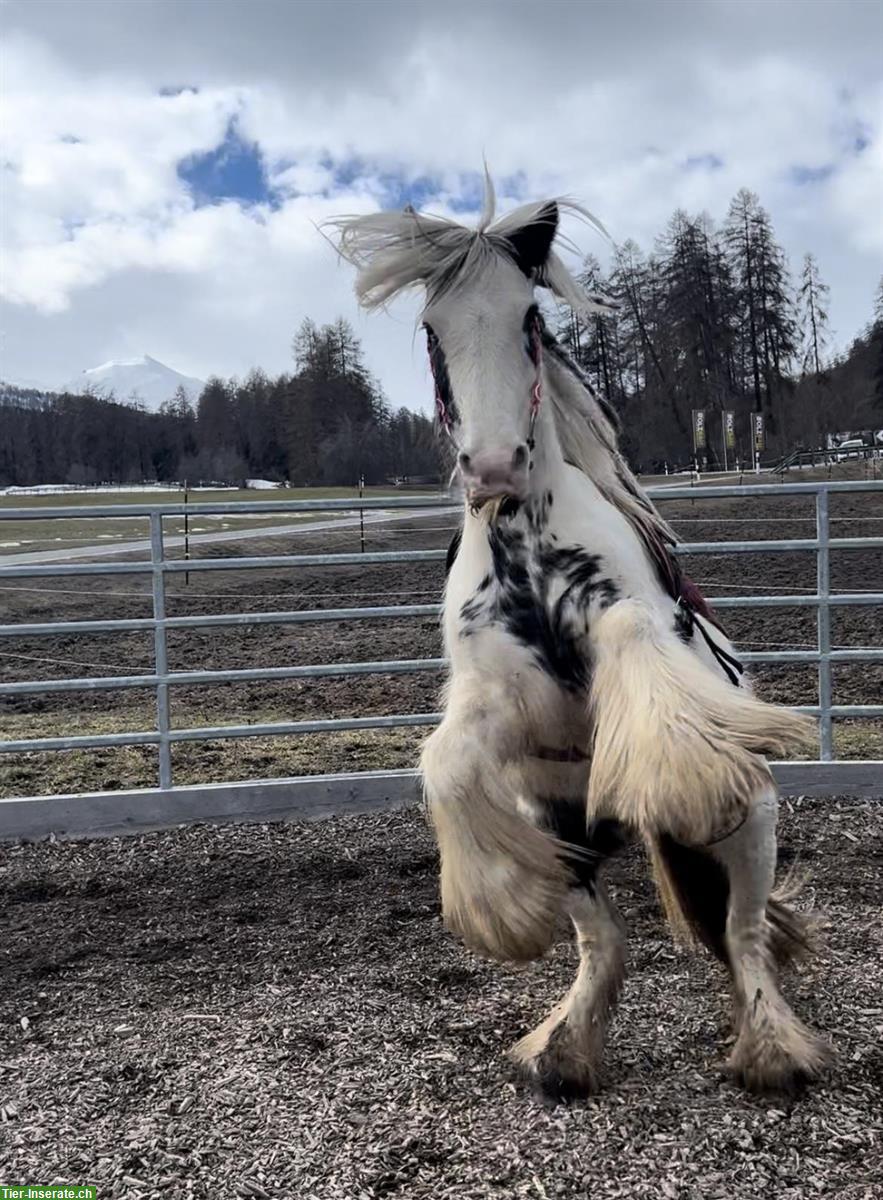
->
[0,797,881,1198]
[1,487,881,797]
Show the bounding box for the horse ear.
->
[505,202,559,276]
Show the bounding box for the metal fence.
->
[1,480,881,838]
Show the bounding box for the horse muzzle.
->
[458,445,530,504]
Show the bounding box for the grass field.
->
[3,462,878,552]
[640,457,881,490]
[0,484,441,507]
[0,485,441,552]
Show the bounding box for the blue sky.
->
[2,0,881,411]
[176,126,529,218]
[178,119,274,208]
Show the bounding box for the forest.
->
[1,188,880,488]
[0,318,439,488]
[557,189,881,469]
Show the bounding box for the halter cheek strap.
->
[527,315,543,447]
[435,391,452,434]
[426,332,457,445]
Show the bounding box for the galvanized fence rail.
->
[1,480,881,838]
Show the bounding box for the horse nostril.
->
[512,444,528,469]
[458,451,472,471]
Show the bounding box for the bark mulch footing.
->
[1,796,881,1198]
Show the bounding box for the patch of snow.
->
[0,483,239,496]
[62,355,206,413]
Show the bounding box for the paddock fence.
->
[1,479,881,839]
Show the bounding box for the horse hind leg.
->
[509,817,627,1099]
[708,785,833,1091]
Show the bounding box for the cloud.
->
[790,164,837,186]
[1,1,882,411]
[684,155,725,172]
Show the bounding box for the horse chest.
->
[452,509,620,692]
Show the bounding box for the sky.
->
[1,0,882,413]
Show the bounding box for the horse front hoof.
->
[509,1019,603,1103]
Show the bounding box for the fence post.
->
[816,488,833,761]
[150,512,173,788]
[183,478,190,587]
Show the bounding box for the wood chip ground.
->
[1,797,881,1198]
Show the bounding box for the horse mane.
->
[330,180,716,623]
[327,174,614,315]
[539,336,685,602]
[544,345,721,626]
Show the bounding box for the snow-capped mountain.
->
[63,355,205,411]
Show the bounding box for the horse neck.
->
[542,349,673,528]
[527,400,569,492]
[540,351,682,593]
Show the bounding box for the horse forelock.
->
[328,180,614,317]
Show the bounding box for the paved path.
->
[0,507,456,566]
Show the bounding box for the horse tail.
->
[646,835,729,960]
[586,596,815,849]
[647,835,815,967]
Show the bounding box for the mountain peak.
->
[67,356,206,412]
[85,354,163,373]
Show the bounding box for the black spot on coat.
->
[445,529,462,576]
[539,800,628,890]
[460,523,619,690]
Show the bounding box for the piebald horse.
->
[331,184,831,1099]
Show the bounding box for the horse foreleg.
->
[710,785,833,1091]
[421,672,571,962]
[509,880,626,1099]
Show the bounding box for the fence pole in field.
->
[149,513,173,789]
[816,489,833,761]
[359,474,366,554]
[721,410,729,474]
[184,478,190,587]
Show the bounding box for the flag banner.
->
[724,410,736,449]
[692,409,706,450]
[753,412,765,452]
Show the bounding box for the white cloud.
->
[1,1,881,411]
[828,83,883,256]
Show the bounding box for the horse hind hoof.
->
[726,1016,834,1094]
[529,1064,601,1106]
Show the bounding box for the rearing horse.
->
[332,182,832,1099]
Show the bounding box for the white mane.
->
[328,177,614,316]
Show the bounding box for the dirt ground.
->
[2,484,881,798]
[0,796,881,1199]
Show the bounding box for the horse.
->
[330,179,832,1100]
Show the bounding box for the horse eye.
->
[423,323,437,348]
